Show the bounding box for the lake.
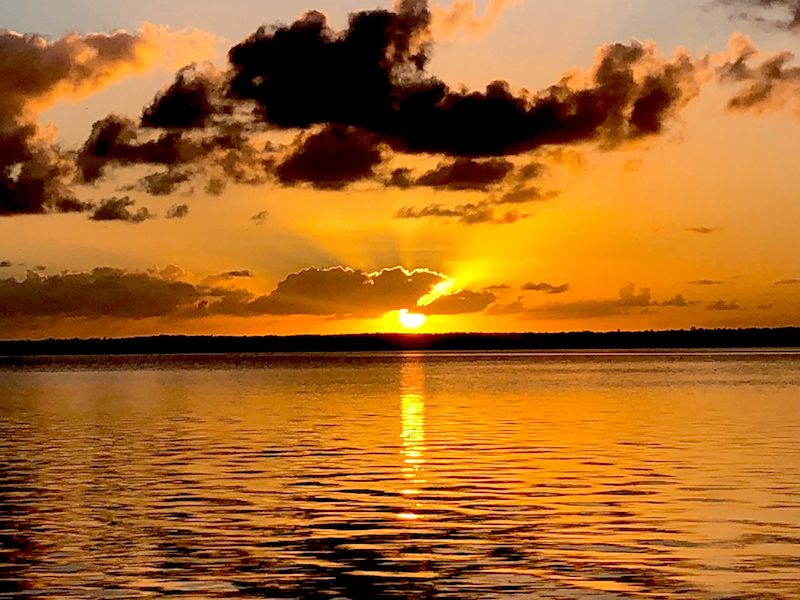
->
[1,350,799,598]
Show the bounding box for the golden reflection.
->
[399,354,427,518]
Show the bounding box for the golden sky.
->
[1,0,799,338]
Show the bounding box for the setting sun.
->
[398,309,426,330]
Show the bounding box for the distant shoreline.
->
[1,328,799,356]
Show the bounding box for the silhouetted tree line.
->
[0,328,798,356]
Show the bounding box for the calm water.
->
[1,351,800,599]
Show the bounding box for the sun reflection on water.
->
[399,354,426,519]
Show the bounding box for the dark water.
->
[1,350,800,598]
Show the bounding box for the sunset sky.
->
[1,0,799,338]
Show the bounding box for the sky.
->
[1,0,799,338]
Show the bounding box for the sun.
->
[398,309,426,330]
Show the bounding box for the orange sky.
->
[1,0,799,338]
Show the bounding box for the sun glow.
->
[398,309,426,330]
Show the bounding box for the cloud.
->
[275,125,382,189]
[0,25,215,216]
[165,204,189,219]
[717,0,800,31]
[251,210,269,224]
[226,8,704,157]
[0,268,201,319]
[431,0,522,40]
[417,289,496,314]
[659,294,701,307]
[526,284,652,319]
[399,158,514,190]
[200,269,253,286]
[51,1,713,200]
[76,115,210,183]
[622,158,644,172]
[395,199,526,224]
[243,266,446,317]
[0,261,11,268]
[141,64,222,129]
[688,279,724,285]
[133,169,192,196]
[0,263,490,323]
[89,197,153,223]
[707,299,741,310]
[686,226,721,234]
[485,296,527,315]
[219,270,253,279]
[775,278,800,285]
[718,34,800,113]
[521,281,570,294]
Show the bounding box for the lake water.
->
[1,350,799,598]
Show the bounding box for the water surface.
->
[1,350,799,598]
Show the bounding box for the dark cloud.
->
[485,297,526,315]
[688,279,724,285]
[141,64,221,129]
[483,284,511,291]
[201,269,253,286]
[418,289,496,314]
[0,29,153,215]
[0,268,200,319]
[775,278,800,285]
[244,266,445,317]
[0,263,490,323]
[526,284,652,319]
[165,204,189,219]
[89,196,153,224]
[275,125,382,189]
[521,281,570,294]
[395,200,526,225]
[718,36,800,112]
[227,8,702,158]
[686,226,721,234]
[58,2,708,198]
[205,177,226,196]
[227,5,432,131]
[496,185,556,205]
[718,0,800,31]
[385,157,521,192]
[707,299,741,311]
[251,210,269,224]
[76,115,211,183]
[219,270,253,278]
[660,294,700,307]
[0,261,11,268]
[412,158,513,190]
[132,169,192,196]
